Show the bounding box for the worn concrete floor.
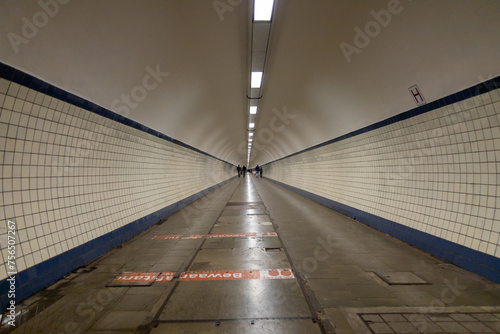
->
[1,176,500,333]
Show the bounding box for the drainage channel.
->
[140,177,325,333]
[253,178,335,334]
[244,177,331,334]
[139,180,242,333]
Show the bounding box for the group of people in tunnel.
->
[236,165,262,178]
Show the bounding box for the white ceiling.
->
[1,0,500,166]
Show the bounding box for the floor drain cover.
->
[264,247,281,252]
[374,271,428,285]
[227,202,264,206]
[438,263,457,269]
[74,267,96,273]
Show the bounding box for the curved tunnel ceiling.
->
[1,0,500,166]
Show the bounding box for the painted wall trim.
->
[0,177,234,311]
[0,62,234,166]
[267,178,500,284]
[264,76,500,166]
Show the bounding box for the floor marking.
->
[110,271,176,285]
[182,234,206,240]
[154,272,176,283]
[111,272,160,284]
[110,269,293,285]
[214,222,273,226]
[164,232,279,240]
[152,235,182,240]
[205,232,277,238]
[260,269,294,279]
[178,269,294,281]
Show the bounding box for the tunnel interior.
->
[0,1,500,332]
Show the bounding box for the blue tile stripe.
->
[0,62,238,311]
[266,76,500,164]
[267,178,500,284]
[0,177,234,311]
[0,62,233,166]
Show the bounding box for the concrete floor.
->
[2,176,500,333]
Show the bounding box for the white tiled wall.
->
[266,88,500,258]
[0,78,234,281]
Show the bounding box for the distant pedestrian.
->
[237,165,241,177]
[255,165,260,177]
[242,165,247,177]
[259,166,263,178]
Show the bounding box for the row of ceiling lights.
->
[247,0,275,166]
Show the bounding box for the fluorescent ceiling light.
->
[249,132,254,137]
[249,138,253,142]
[249,122,255,128]
[250,106,257,115]
[254,0,274,21]
[251,72,262,88]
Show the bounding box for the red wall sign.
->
[409,85,426,106]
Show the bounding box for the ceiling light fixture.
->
[245,0,276,167]
[254,0,274,21]
[251,71,263,88]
